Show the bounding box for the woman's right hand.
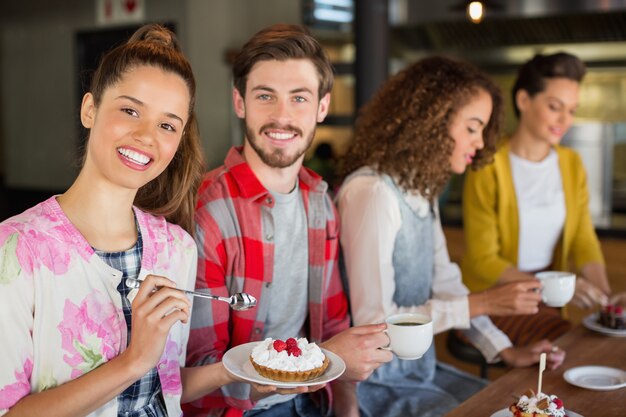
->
[4,275,192,417]
[472,280,542,317]
[122,274,191,376]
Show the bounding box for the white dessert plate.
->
[582,313,626,337]
[564,366,626,391]
[222,341,346,388]
[490,408,582,417]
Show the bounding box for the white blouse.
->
[509,150,566,272]
[337,171,512,362]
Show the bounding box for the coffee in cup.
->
[384,313,433,360]
[535,271,576,307]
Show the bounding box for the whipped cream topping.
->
[251,338,325,372]
[516,393,566,417]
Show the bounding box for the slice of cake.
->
[509,388,568,417]
[250,337,329,382]
[598,304,626,330]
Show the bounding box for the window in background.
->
[302,0,353,32]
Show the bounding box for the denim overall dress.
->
[348,172,486,417]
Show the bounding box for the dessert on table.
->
[509,388,568,417]
[249,337,329,382]
[598,304,625,330]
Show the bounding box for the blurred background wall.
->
[1,0,626,231]
[0,0,301,191]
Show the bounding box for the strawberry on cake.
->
[250,337,329,382]
[509,389,568,417]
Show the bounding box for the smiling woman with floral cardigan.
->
[0,25,236,417]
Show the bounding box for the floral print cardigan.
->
[0,197,197,416]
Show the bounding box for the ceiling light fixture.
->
[451,0,502,24]
[467,1,484,23]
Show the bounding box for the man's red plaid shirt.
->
[185,147,349,416]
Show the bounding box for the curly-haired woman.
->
[336,56,564,417]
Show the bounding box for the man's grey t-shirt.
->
[254,182,309,410]
[264,181,309,339]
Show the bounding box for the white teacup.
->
[384,313,433,360]
[535,271,576,307]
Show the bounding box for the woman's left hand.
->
[572,278,609,309]
[609,292,626,307]
[499,340,565,370]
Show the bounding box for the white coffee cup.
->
[535,271,576,307]
[384,313,433,360]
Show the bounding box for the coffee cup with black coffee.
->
[383,312,433,360]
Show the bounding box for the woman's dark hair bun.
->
[128,23,181,51]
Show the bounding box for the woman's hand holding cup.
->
[474,280,542,317]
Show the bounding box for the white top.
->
[337,172,512,362]
[509,150,566,272]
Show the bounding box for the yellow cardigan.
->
[461,142,605,292]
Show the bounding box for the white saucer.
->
[564,365,626,391]
[222,341,345,388]
[582,313,626,337]
[490,408,582,417]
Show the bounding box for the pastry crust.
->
[250,356,330,382]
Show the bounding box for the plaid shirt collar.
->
[219,146,326,202]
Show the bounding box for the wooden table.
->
[445,325,626,416]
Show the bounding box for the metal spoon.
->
[125,277,257,311]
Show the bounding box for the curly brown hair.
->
[341,56,503,200]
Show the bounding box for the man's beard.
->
[245,121,315,168]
